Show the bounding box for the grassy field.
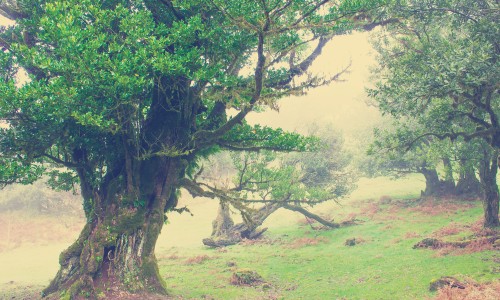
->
[1,175,499,299]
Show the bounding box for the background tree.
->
[368,0,499,226]
[453,141,483,197]
[195,124,356,247]
[368,121,457,197]
[368,118,485,199]
[0,0,388,298]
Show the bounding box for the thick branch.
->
[43,153,80,168]
[0,0,27,20]
[216,142,312,153]
[282,204,339,228]
[180,178,330,205]
[406,128,500,150]
[193,31,267,147]
[362,18,399,31]
[271,35,331,87]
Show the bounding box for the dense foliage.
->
[370,0,499,147]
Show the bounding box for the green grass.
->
[157,176,499,299]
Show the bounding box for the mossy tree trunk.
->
[419,164,457,197]
[479,149,500,228]
[210,202,235,237]
[43,76,193,299]
[43,157,184,299]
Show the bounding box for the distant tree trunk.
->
[420,164,455,197]
[211,202,235,237]
[455,159,481,198]
[420,167,443,196]
[479,149,500,228]
[441,157,456,192]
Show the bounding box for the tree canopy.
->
[370,0,499,149]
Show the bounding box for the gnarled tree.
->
[369,0,499,226]
[193,125,356,247]
[0,0,387,298]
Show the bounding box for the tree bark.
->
[441,157,456,192]
[43,157,183,299]
[210,202,235,237]
[420,165,456,197]
[282,204,339,228]
[420,167,443,196]
[479,149,500,228]
[455,159,481,198]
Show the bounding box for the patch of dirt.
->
[359,202,381,218]
[414,219,500,256]
[414,238,444,249]
[429,276,466,291]
[432,222,463,238]
[431,219,497,240]
[364,196,476,221]
[429,278,500,300]
[414,235,499,256]
[405,197,475,216]
[184,255,212,265]
[287,237,328,249]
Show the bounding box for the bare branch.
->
[216,142,310,153]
